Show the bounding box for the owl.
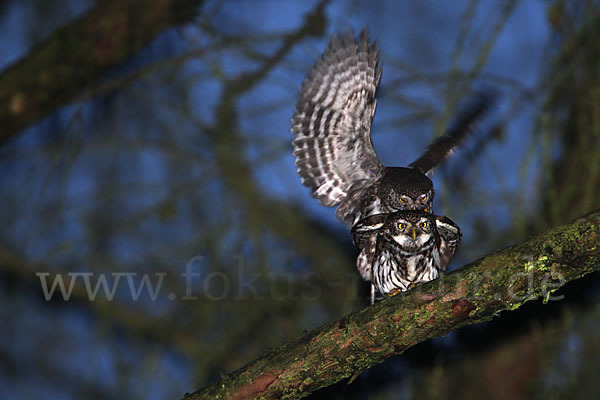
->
[352,210,461,303]
[291,29,493,227]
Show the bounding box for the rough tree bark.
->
[0,0,204,146]
[183,209,600,399]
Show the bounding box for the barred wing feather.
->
[291,30,384,208]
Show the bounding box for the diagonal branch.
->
[183,209,600,399]
[0,0,205,146]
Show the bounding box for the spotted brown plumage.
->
[352,210,462,304]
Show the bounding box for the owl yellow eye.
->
[398,223,407,230]
[420,222,428,229]
[399,198,405,203]
[421,195,427,202]
[424,208,429,213]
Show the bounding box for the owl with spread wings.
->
[290,29,492,302]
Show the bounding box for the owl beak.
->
[410,227,417,241]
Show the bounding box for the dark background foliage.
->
[1,0,599,399]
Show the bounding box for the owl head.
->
[381,210,438,253]
[378,168,434,213]
[353,210,439,251]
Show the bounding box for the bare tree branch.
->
[183,209,600,399]
[0,0,205,146]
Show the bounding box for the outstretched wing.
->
[291,30,384,209]
[434,215,462,271]
[409,90,496,175]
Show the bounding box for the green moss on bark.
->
[183,209,600,400]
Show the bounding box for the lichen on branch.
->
[183,209,600,400]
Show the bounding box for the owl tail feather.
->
[409,90,497,175]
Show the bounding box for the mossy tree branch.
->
[183,209,600,399]
[0,0,205,146]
